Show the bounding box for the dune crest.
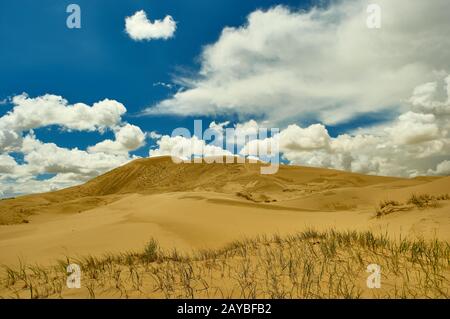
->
[0,156,406,224]
[0,156,449,266]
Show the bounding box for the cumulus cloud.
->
[0,94,126,133]
[88,124,146,155]
[0,154,17,174]
[236,121,425,177]
[409,74,450,114]
[149,135,233,161]
[224,75,449,177]
[147,72,450,178]
[0,93,129,155]
[146,0,450,125]
[148,120,269,161]
[428,160,450,176]
[279,124,330,151]
[20,134,131,177]
[386,112,441,145]
[0,133,137,197]
[0,130,21,153]
[125,10,176,41]
[0,94,144,196]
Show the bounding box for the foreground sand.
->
[0,157,449,267]
[1,229,449,299]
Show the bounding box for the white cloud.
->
[149,131,162,139]
[233,75,450,177]
[275,116,448,177]
[428,160,450,176]
[20,134,132,177]
[0,154,17,174]
[146,0,450,126]
[409,74,450,114]
[147,78,449,177]
[0,94,144,196]
[153,82,175,90]
[239,136,278,160]
[0,134,137,196]
[386,112,441,145]
[125,10,176,41]
[88,124,146,155]
[410,81,440,109]
[232,120,260,146]
[0,94,126,134]
[149,135,232,161]
[0,130,21,153]
[279,124,330,151]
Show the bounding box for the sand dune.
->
[0,156,404,224]
[0,156,449,266]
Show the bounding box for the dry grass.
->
[407,193,440,209]
[0,229,449,299]
[376,193,449,217]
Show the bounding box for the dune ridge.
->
[0,156,407,224]
[0,156,449,268]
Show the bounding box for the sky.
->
[0,0,449,197]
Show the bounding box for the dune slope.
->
[0,156,405,224]
[0,156,449,266]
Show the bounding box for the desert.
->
[0,156,448,298]
[2,1,450,302]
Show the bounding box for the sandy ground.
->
[0,157,449,266]
[1,190,449,266]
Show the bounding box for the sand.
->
[0,156,449,266]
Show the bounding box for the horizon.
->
[1,0,450,198]
[0,0,449,302]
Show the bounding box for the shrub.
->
[142,238,159,262]
[436,193,450,201]
[375,200,402,217]
[379,200,400,209]
[407,193,438,208]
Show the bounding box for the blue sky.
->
[0,0,449,196]
[0,0,320,157]
[0,0,390,156]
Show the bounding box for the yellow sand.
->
[0,156,449,266]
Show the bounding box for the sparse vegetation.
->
[142,239,159,262]
[375,200,410,217]
[436,193,450,201]
[236,191,275,203]
[1,229,449,299]
[379,200,401,209]
[376,193,449,217]
[407,193,439,208]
